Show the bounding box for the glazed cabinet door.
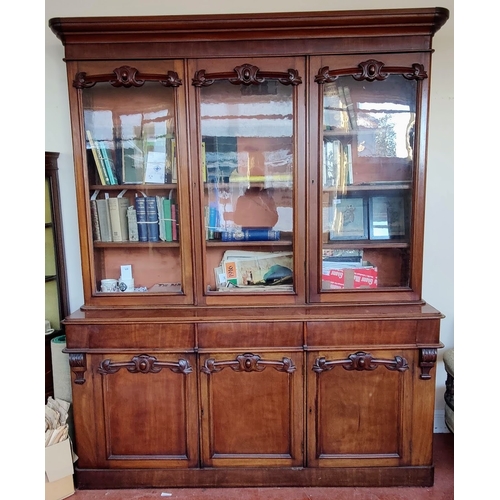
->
[187,57,306,306]
[66,59,193,306]
[71,351,199,468]
[306,348,415,467]
[199,350,304,467]
[308,53,432,303]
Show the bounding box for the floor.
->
[69,433,453,500]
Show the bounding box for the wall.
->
[44,0,454,426]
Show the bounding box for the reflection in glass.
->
[200,80,294,237]
[82,82,183,293]
[320,74,417,290]
[200,78,295,293]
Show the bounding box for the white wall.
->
[45,0,454,419]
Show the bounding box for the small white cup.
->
[45,320,55,334]
[101,279,118,292]
[118,277,134,292]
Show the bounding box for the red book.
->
[171,203,178,241]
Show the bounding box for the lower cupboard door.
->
[199,351,304,467]
[91,352,199,468]
[306,349,414,467]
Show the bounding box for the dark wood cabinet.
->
[49,7,449,488]
[45,151,70,401]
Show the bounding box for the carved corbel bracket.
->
[313,351,409,374]
[69,353,87,385]
[98,354,193,375]
[201,352,296,374]
[73,66,182,89]
[419,348,438,380]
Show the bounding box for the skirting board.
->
[434,409,451,433]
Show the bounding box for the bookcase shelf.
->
[90,184,178,191]
[93,241,180,248]
[50,7,448,489]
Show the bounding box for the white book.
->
[126,206,139,242]
[96,197,112,242]
[108,195,130,242]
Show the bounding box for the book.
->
[121,138,144,184]
[342,86,356,130]
[171,202,178,241]
[86,130,109,185]
[156,195,165,241]
[95,196,112,242]
[345,143,353,185]
[163,197,173,242]
[126,205,139,242]
[201,141,207,182]
[134,196,148,242]
[207,203,219,240]
[144,151,166,184]
[170,138,177,183]
[322,248,363,261]
[98,141,118,185]
[220,229,281,242]
[145,196,159,242]
[323,140,334,187]
[90,190,101,242]
[108,190,130,242]
[164,135,175,183]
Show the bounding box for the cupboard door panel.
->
[200,351,303,467]
[93,353,198,468]
[307,349,414,467]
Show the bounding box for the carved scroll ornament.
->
[98,354,193,375]
[73,66,182,89]
[192,64,302,87]
[312,351,409,374]
[201,352,296,374]
[315,59,427,84]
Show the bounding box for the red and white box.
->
[322,263,377,289]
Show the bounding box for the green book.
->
[98,141,117,185]
[163,197,172,242]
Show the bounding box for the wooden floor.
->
[69,433,453,499]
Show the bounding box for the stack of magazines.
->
[214,250,293,292]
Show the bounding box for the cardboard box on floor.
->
[45,437,75,500]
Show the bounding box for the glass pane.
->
[200,79,294,293]
[82,82,182,294]
[321,75,415,291]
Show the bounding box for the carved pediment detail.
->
[73,66,182,88]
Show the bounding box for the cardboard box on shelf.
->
[45,437,75,500]
[322,262,378,289]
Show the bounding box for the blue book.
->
[221,229,280,242]
[145,196,159,242]
[134,197,148,242]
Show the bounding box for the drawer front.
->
[198,322,303,349]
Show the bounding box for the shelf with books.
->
[206,240,293,248]
[90,183,178,191]
[323,240,409,250]
[322,182,411,193]
[94,241,180,248]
